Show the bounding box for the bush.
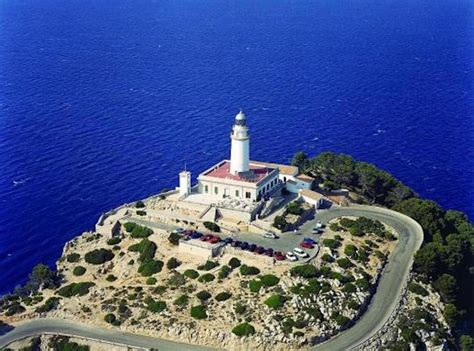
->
[321,253,334,263]
[335,314,350,325]
[135,200,145,208]
[167,273,186,288]
[347,300,360,310]
[174,295,189,306]
[146,298,167,313]
[73,266,86,276]
[249,280,263,293]
[57,282,95,297]
[232,322,256,337]
[198,273,215,283]
[228,257,241,269]
[196,290,212,301]
[218,265,232,279]
[184,269,199,279]
[240,265,260,276]
[127,223,153,238]
[138,260,163,277]
[191,305,207,319]
[344,244,358,258]
[215,292,232,301]
[129,238,157,263]
[84,249,114,265]
[107,237,121,245]
[35,297,60,313]
[322,239,341,249]
[264,294,286,309]
[166,257,181,270]
[290,264,319,278]
[104,313,116,324]
[408,282,429,297]
[136,210,147,216]
[337,258,354,269]
[273,215,289,230]
[5,303,25,316]
[355,278,370,291]
[146,277,157,285]
[203,221,221,232]
[106,274,117,282]
[197,260,219,271]
[342,283,356,293]
[168,232,182,245]
[235,303,246,314]
[153,285,167,295]
[329,223,342,232]
[260,274,280,287]
[286,202,304,215]
[66,253,80,263]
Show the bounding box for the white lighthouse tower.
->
[230,110,250,175]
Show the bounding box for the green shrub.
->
[66,253,80,263]
[264,294,286,309]
[322,239,341,249]
[355,278,370,291]
[337,258,353,269]
[408,282,429,297]
[342,283,356,293]
[35,297,60,313]
[191,305,207,319]
[290,264,319,278]
[286,202,303,215]
[73,266,86,276]
[105,274,117,282]
[273,215,289,230]
[57,282,95,297]
[184,269,199,279]
[138,260,163,277]
[174,295,189,306]
[84,249,114,265]
[146,298,167,313]
[129,238,157,262]
[374,250,386,260]
[334,234,343,241]
[260,274,279,287]
[344,244,358,258]
[196,290,212,301]
[321,253,334,263]
[232,322,255,337]
[249,279,263,293]
[228,257,241,269]
[135,200,145,208]
[203,221,220,232]
[347,300,360,310]
[215,292,232,302]
[235,303,246,314]
[329,223,342,232]
[146,277,157,285]
[197,260,219,271]
[198,273,215,283]
[168,232,181,245]
[305,307,323,320]
[167,272,186,288]
[5,303,25,316]
[239,265,260,276]
[124,222,137,232]
[136,210,147,216]
[104,313,116,324]
[107,237,121,245]
[166,257,181,270]
[335,314,350,325]
[130,224,153,238]
[218,265,232,279]
[153,285,167,295]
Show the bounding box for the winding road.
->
[0,205,423,350]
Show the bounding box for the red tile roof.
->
[202,161,275,183]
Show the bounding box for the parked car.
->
[174,227,185,233]
[293,248,309,258]
[300,241,314,249]
[274,251,285,260]
[190,232,203,239]
[232,240,242,247]
[240,242,249,250]
[249,244,257,252]
[263,232,277,239]
[303,237,317,244]
[315,221,323,229]
[286,252,298,261]
[209,236,221,244]
[200,234,212,241]
[223,237,233,245]
[264,248,274,257]
[255,246,265,255]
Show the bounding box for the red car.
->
[300,241,314,249]
[274,251,285,261]
[200,234,212,241]
[255,246,265,255]
[209,236,221,244]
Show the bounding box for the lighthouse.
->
[230,110,250,175]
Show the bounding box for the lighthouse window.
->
[235,190,240,197]
[245,191,251,199]
[214,187,219,195]
[204,185,209,193]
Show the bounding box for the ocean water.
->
[0,0,472,294]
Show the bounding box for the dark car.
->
[274,251,285,261]
[300,241,314,249]
[200,234,212,241]
[303,237,317,244]
[240,242,249,250]
[249,244,257,252]
[255,246,265,254]
[232,240,242,247]
[191,232,203,239]
[264,248,274,257]
[223,237,233,245]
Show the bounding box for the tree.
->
[291,151,308,171]
[28,263,57,290]
[232,322,256,337]
[443,304,460,327]
[413,242,444,277]
[433,274,457,303]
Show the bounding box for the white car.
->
[286,252,298,261]
[293,247,309,258]
[263,232,277,239]
[315,221,323,229]
[173,227,185,234]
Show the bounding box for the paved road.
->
[0,205,423,351]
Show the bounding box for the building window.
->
[214,187,218,195]
[283,177,287,182]
[235,190,239,197]
[204,185,208,193]
[245,191,251,199]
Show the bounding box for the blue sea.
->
[0,0,472,294]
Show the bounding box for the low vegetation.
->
[84,248,114,265]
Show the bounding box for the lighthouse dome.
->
[235,110,246,120]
